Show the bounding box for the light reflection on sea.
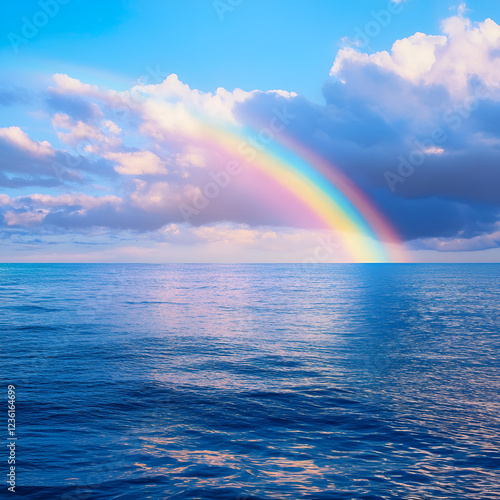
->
[1,263,499,499]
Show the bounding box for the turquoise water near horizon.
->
[1,264,499,499]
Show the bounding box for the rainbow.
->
[271,132,409,263]
[180,118,408,263]
[51,73,407,261]
[159,110,408,262]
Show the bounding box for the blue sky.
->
[2,0,496,100]
[1,0,500,262]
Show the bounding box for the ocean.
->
[1,264,499,499]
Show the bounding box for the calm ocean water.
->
[1,264,499,499]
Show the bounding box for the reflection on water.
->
[1,264,499,499]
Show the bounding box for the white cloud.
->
[51,72,296,134]
[131,74,252,124]
[0,194,11,206]
[129,179,199,212]
[0,127,54,157]
[104,151,168,175]
[332,33,447,84]
[52,114,122,153]
[175,148,207,168]
[101,120,121,135]
[26,193,121,209]
[51,74,103,99]
[47,73,298,182]
[4,210,48,227]
[331,13,500,97]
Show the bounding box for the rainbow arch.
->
[168,114,407,262]
[271,132,409,263]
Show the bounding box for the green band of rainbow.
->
[190,120,408,263]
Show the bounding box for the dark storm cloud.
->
[234,70,500,244]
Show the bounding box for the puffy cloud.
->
[50,72,297,139]
[0,127,54,157]
[104,151,167,175]
[233,11,500,249]
[332,33,447,84]
[4,209,48,227]
[175,148,207,169]
[331,13,500,98]
[131,73,253,125]
[52,114,122,153]
[50,74,102,98]
[129,180,179,213]
[102,120,121,135]
[0,125,117,189]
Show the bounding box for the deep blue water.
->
[1,264,500,500]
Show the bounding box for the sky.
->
[1,0,500,262]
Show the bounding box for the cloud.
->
[0,223,350,263]
[414,223,500,252]
[0,193,122,228]
[50,74,102,98]
[20,193,121,210]
[0,126,54,157]
[175,148,207,168]
[0,125,118,189]
[2,10,500,260]
[129,180,194,213]
[104,151,167,175]
[102,120,121,135]
[4,209,48,227]
[331,13,500,98]
[46,93,103,122]
[52,114,122,153]
[131,73,254,125]
[332,33,448,84]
